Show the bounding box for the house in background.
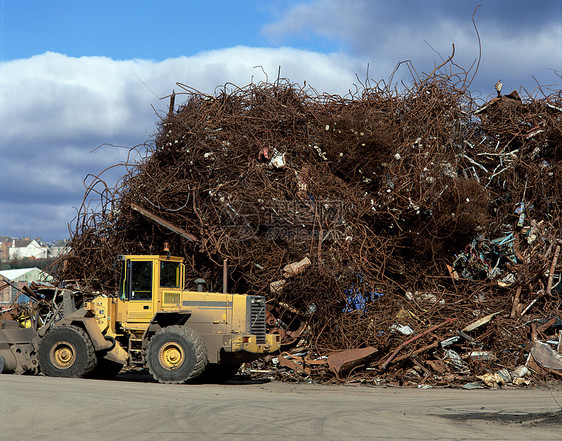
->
[0,237,68,262]
[8,238,50,260]
[0,267,53,309]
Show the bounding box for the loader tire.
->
[146,326,207,384]
[38,325,97,378]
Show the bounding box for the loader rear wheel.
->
[146,326,207,384]
[38,325,96,378]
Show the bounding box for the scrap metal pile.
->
[55,65,562,387]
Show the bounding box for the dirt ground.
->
[0,374,560,440]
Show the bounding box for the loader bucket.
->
[0,320,40,374]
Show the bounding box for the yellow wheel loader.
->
[0,254,280,383]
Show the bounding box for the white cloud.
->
[264,0,368,42]
[0,47,363,240]
[0,48,361,142]
[1,53,157,143]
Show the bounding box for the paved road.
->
[0,374,560,440]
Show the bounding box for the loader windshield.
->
[160,260,181,288]
[118,259,153,301]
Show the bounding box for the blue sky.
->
[0,0,560,241]
[1,2,277,60]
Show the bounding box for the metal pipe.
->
[223,259,228,294]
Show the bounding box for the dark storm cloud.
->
[1,137,131,204]
[352,0,561,31]
[264,0,561,95]
[265,0,561,49]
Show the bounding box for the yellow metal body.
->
[85,255,280,366]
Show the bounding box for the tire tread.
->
[38,325,97,377]
[146,326,207,384]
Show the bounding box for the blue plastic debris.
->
[343,289,383,312]
[342,274,384,312]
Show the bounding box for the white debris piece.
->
[390,323,415,335]
[405,291,444,304]
[270,279,287,293]
[269,149,286,169]
[283,257,311,278]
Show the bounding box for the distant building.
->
[8,238,49,260]
[0,236,12,261]
[0,237,68,262]
[49,239,69,258]
[0,267,53,309]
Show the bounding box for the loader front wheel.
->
[146,326,207,384]
[38,325,96,377]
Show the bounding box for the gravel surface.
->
[1,374,561,440]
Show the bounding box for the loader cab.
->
[116,255,185,326]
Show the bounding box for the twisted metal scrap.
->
[53,64,561,385]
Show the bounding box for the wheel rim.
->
[159,343,185,370]
[50,341,76,369]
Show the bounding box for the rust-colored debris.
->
[5,56,558,387]
[327,347,377,377]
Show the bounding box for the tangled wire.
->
[54,61,562,385]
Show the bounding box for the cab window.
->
[160,261,181,288]
[129,261,153,300]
